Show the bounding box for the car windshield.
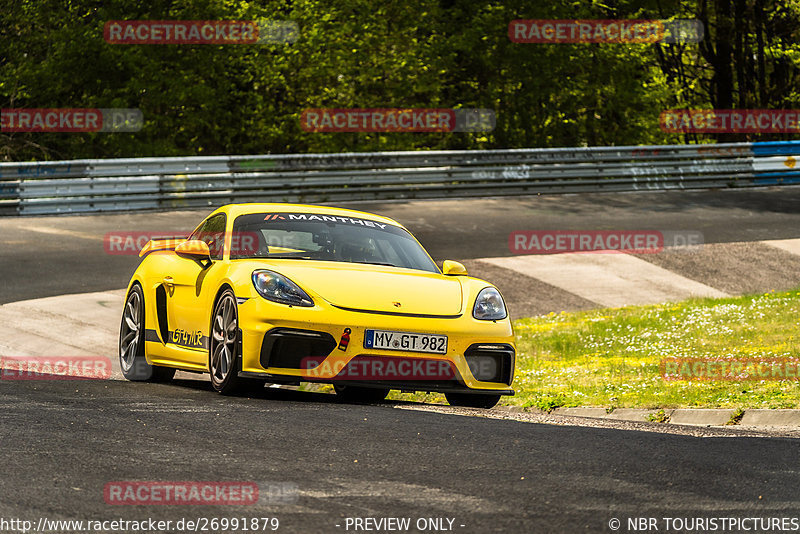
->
[230,212,439,273]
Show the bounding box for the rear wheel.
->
[333,384,389,403]
[445,392,501,409]
[209,289,263,395]
[119,284,175,382]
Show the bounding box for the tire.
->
[445,392,501,409]
[208,289,262,395]
[119,284,176,382]
[333,384,390,403]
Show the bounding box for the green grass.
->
[510,289,800,411]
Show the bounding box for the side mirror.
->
[442,260,468,276]
[175,240,212,267]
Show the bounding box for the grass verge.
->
[510,289,800,411]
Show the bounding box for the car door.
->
[163,213,227,366]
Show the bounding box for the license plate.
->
[364,329,448,355]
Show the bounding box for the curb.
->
[670,408,735,426]
[740,409,800,427]
[495,406,800,428]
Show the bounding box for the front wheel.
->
[445,392,501,409]
[119,284,175,382]
[209,289,262,395]
[333,384,389,403]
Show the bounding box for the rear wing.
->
[139,236,188,258]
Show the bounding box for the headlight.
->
[252,270,314,307]
[473,287,507,320]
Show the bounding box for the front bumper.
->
[237,297,516,395]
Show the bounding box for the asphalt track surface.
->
[3,379,800,533]
[3,189,800,533]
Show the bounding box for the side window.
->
[190,214,227,260]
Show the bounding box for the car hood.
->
[264,261,463,316]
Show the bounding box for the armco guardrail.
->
[1,141,799,215]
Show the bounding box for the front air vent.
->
[464,343,515,385]
[260,328,337,370]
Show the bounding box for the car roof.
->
[209,203,404,228]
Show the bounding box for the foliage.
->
[1,0,799,160]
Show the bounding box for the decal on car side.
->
[169,329,208,350]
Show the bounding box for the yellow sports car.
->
[119,203,515,408]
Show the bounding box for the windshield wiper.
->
[263,255,316,260]
[238,256,398,267]
[350,260,397,267]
